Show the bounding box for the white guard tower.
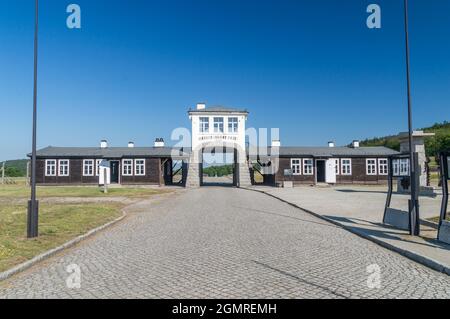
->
[186,103,252,187]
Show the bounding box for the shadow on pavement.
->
[232,205,339,228]
[252,260,348,299]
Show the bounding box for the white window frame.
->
[378,158,388,176]
[58,159,70,177]
[45,159,57,177]
[83,159,95,176]
[134,159,146,176]
[303,159,314,175]
[334,159,340,175]
[199,117,209,134]
[122,159,133,176]
[366,159,378,176]
[393,159,400,176]
[400,158,410,176]
[341,159,352,176]
[291,159,302,175]
[213,117,224,133]
[228,117,238,133]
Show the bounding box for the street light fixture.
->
[403,0,420,236]
[27,0,39,238]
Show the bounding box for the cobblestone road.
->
[1,188,449,299]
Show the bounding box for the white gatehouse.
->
[186,103,252,187]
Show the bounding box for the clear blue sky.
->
[1,0,449,161]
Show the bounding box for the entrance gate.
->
[200,147,238,187]
[186,104,251,188]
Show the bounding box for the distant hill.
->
[0,159,28,177]
[360,121,450,156]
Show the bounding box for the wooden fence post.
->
[27,161,31,186]
[1,161,5,185]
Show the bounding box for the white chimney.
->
[328,141,335,148]
[196,103,206,110]
[154,138,165,147]
[100,140,108,149]
[128,142,135,148]
[352,140,360,148]
[271,140,281,147]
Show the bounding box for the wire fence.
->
[1,161,29,185]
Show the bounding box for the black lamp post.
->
[403,0,420,236]
[27,0,39,238]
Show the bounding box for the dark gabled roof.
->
[33,146,191,159]
[249,146,399,158]
[33,145,398,159]
[188,106,248,114]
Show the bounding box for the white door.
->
[326,159,336,184]
[98,160,111,185]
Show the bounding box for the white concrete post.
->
[27,161,31,186]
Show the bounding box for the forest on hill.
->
[360,121,450,156]
[0,159,28,177]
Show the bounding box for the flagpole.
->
[28,0,39,238]
[403,0,419,236]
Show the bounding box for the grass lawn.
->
[0,203,123,272]
[253,171,264,184]
[429,157,438,169]
[0,185,167,198]
[0,183,170,273]
[428,215,450,224]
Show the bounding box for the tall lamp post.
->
[28,0,39,238]
[403,0,419,236]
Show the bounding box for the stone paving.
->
[0,187,449,299]
[249,185,450,273]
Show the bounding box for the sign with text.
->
[284,169,293,177]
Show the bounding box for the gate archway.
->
[200,146,238,187]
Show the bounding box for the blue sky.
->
[0,0,449,161]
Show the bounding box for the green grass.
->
[0,203,122,272]
[0,185,167,198]
[254,171,264,183]
[429,157,438,169]
[430,172,439,182]
[0,184,170,272]
[428,215,450,223]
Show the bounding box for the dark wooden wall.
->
[336,158,388,184]
[272,157,389,185]
[36,159,97,185]
[275,158,315,185]
[121,158,161,185]
[36,158,162,185]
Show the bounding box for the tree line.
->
[0,159,28,177]
[360,121,450,157]
[203,165,234,177]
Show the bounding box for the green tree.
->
[5,167,23,177]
